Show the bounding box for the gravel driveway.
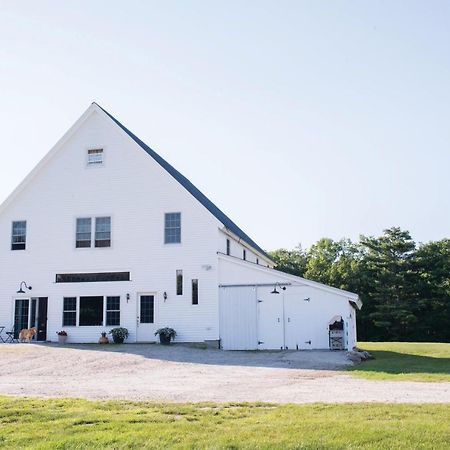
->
[0,343,448,403]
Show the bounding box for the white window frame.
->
[87,148,104,166]
[164,212,182,244]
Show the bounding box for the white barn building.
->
[0,103,361,350]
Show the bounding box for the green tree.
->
[269,246,308,277]
[412,239,450,341]
[360,227,418,340]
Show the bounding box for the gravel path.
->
[0,343,448,403]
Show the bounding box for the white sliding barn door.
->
[219,286,258,350]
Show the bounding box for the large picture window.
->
[11,221,27,250]
[61,296,121,327]
[164,212,181,244]
[79,296,104,326]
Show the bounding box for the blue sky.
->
[1,1,449,250]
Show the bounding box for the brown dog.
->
[19,327,37,343]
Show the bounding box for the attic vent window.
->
[87,149,103,165]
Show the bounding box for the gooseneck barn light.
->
[270,283,286,295]
[17,281,32,294]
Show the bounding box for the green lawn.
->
[0,397,449,449]
[348,342,450,382]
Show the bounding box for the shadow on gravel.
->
[30,342,351,371]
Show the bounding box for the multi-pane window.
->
[192,279,198,305]
[106,296,120,326]
[176,270,183,295]
[243,249,246,261]
[87,149,103,165]
[164,212,181,244]
[256,258,259,265]
[95,217,111,247]
[63,297,77,326]
[226,239,230,256]
[76,217,111,248]
[11,221,26,250]
[76,218,91,248]
[79,296,104,326]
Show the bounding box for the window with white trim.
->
[63,297,77,326]
[106,296,120,326]
[11,221,27,250]
[176,270,183,295]
[95,217,111,247]
[164,212,181,244]
[76,218,91,248]
[192,279,198,305]
[87,149,103,165]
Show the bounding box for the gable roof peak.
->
[95,103,272,262]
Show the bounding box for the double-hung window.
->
[11,221,27,250]
[63,297,77,326]
[95,217,111,247]
[164,213,181,244]
[106,296,120,326]
[75,217,111,248]
[76,218,92,248]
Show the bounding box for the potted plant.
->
[56,330,68,345]
[109,327,129,344]
[99,331,109,344]
[155,327,176,345]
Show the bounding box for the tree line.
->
[269,227,450,342]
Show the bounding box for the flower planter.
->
[58,335,67,345]
[159,334,171,345]
[112,336,124,344]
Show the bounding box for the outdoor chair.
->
[4,327,18,343]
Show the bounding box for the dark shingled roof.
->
[95,103,271,260]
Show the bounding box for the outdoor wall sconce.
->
[17,281,32,294]
[270,283,286,294]
[163,291,168,301]
[126,293,130,303]
[304,297,310,302]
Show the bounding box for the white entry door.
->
[136,294,157,342]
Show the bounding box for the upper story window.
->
[226,239,230,256]
[243,249,246,261]
[87,149,103,165]
[75,216,111,248]
[11,221,27,250]
[164,212,181,244]
[76,218,92,248]
[95,217,111,247]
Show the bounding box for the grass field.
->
[348,342,450,382]
[0,397,449,449]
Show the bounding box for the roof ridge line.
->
[94,103,272,261]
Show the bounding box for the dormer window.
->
[87,149,103,165]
